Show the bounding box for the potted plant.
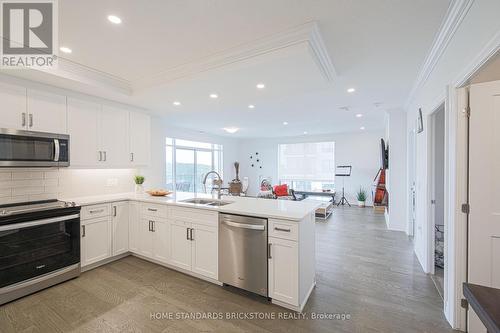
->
[356,187,367,207]
[134,175,145,194]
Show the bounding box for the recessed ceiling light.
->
[283,121,289,125]
[59,46,72,54]
[355,113,363,118]
[256,83,265,89]
[303,131,308,135]
[248,104,255,109]
[360,126,365,130]
[107,15,122,24]
[173,101,181,106]
[347,88,356,93]
[223,127,239,134]
[209,93,218,99]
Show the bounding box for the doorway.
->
[430,103,445,298]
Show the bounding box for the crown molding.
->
[404,0,475,109]
[132,21,336,90]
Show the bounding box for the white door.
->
[170,220,192,271]
[468,80,500,333]
[67,98,100,166]
[138,218,154,258]
[268,237,298,306]
[129,111,151,166]
[152,219,170,263]
[0,81,26,130]
[112,202,129,256]
[128,202,140,253]
[81,217,112,267]
[191,223,218,280]
[100,105,129,166]
[27,89,67,133]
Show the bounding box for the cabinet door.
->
[170,220,192,271]
[27,89,67,133]
[112,202,129,256]
[268,237,299,306]
[152,219,170,264]
[128,202,140,253]
[100,105,129,167]
[81,217,112,267]
[191,223,218,280]
[0,81,27,130]
[138,218,154,258]
[67,98,100,166]
[129,111,151,166]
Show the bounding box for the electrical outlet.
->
[106,178,118,187]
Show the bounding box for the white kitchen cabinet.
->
[112,202,129,256]
[128,202,140,253]
[137,218,154,257]
[67,98,100,167]
[0,81,26,130]
[81,216,112,267]
[191,223,218,280]
[152,218,170,263]
[129,111,151,166]
[268,237,299,306]
[170,220,192,271]
[27,89,67,133]
[100,105,129,166]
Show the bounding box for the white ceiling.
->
[27,0,453,137]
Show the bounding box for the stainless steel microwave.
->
[0,129,69,167]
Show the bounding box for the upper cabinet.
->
[100,105,130,167]
[0,82,27,130]
[27,89,67,133]
[129,111,151,166]
[67,98,100,167]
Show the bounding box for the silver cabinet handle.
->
[274,227,291,232]
[29,113,33,127]
[186,227,190,240]
[268,243,272,259]
[148,221,152,232]
[113,206,117,217]
[151,221,155,232]
[223,220,265,231]
[21,113,26,127]
[98,151,102,161]
[130,153,134,162]
[82,225,86,238]
[103,151,107,161]
[89,209,104,214]
[147,208,157,212]
[189,228,194,241]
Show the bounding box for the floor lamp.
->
[335,165,352,207]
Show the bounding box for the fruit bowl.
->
[146,189,172,197]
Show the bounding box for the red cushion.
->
[274,184,289,197]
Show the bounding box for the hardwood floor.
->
[0,206,455,332]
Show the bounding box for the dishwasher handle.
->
[222,220,265,231]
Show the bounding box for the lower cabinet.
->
[268,236,299,306]
[81,216,112,267]
[112,202,129,256]
[170,220,192,271]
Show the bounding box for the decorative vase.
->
[135,184,144,194]
[358,200,366,207]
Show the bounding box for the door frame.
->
[407,124,417,237]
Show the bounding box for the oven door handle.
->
[54,139,60,162]
[0,214,80,232]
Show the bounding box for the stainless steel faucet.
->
[202,171,223,199]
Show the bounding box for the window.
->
[278,141,335,191]
[166,138,223,194]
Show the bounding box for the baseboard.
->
[299,280,316,312]
[81,252,130,272]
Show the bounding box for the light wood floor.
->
[0,206,455,333]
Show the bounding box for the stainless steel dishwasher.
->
[219,213,268,297]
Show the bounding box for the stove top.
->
[0,199,78,217]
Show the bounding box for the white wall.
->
[386,109,408,231]
[139,117,240,190]
[237,130,384,205]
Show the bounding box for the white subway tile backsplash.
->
[12,187,45,196]
[44,171,59,179]
[43,179,59,187]
[11,179,44,187]
[12,171,43,180]
[0,172,11,181]
[0,189,11,198]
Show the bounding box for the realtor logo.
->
[1,0,58,68]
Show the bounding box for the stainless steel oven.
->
[0,129,69,167]
[0,200,81,305]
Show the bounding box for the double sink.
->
[180,198,232,207]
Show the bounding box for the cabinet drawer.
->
[141,203,167,218]
[81,204,111,220]
[268,219,298,241]
[170,206,218,226]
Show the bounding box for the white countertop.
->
[63,192,321,221]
